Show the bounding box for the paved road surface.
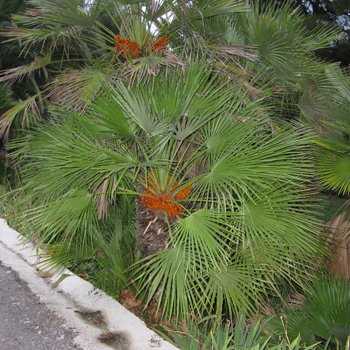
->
[0,261,82,350]
[0,218,178,350]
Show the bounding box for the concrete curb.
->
[0,219,178,350]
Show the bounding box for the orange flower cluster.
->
[114,35,141,58]
[151,35,168,52]
[141,174,191,216]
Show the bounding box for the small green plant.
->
[160,313,270,350]
[159,313,330,350]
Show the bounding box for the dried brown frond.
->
[287,292,305,307]
[123,53,185,88]
[325,211,350,278]
[0,27,22,39]
[0,95,41,140]
[93,177,116,220]
[0,56,51,84]
[45,68,107,113]
[212,45,258,62]
[24,8,49,19]
[2,25,84,59]
[45,71,87,112]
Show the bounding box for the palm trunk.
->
[134,182,169,258]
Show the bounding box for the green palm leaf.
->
[315,148,350,195]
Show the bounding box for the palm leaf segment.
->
[313,65,350,195]
[10,59,323,320]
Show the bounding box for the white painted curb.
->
[0,219,178,350]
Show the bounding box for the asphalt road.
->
[0,261,82,350]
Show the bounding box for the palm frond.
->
[211,45,257,61]
[245,2,338,83]
[272,274,350,347]
[45,66,112,112]
[0,55,51,84]
[0,93,41,139]
[315,148,350,195]
[188,0,250,20]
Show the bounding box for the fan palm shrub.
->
[2,0,348,327]
[7,58,326,321]
[269,274,350,348]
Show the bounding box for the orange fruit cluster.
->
[114,35,168,58]
[114,35,141,59]
[151,35,168,52]
[141,190,183,216]
[141,174,191,216]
